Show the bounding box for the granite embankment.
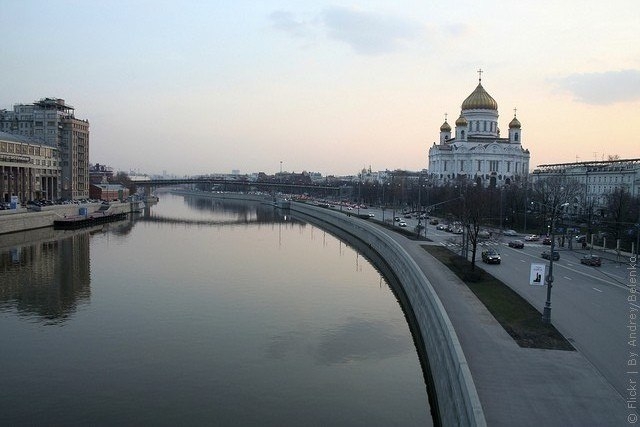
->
[0,201,142,235]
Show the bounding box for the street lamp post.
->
[542,201,569,324]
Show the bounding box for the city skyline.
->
[1,1,638,176]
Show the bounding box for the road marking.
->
[520,259,526,263]
[592,287,603,293]
[564,276,572,280]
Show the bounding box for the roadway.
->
[339,204,633,402]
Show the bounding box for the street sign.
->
[530,263,546,286]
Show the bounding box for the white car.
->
[398,221,407,227]
[524,234,540,241]
[502,229,518,236]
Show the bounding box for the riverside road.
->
[336,209,640,425]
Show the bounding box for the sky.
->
[1,0,638,176]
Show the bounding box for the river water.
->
[0,193,432,426]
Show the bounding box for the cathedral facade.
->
[428,74,530,187]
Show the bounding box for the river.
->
[0,193,432,426]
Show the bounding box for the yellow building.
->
[0,131,61,203]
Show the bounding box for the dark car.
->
[542,237,552,245]
[541,250,560,261]
[482,249,501,264]
[429,219,439,225]
[580,255,601,266]
[508,239,524,249]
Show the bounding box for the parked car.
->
[478,230,490,238]
[436,224,447,230]
[542,237,552,245]
[524,234,540,241]
[580,255,601,266]
[367,213,375,218]
[429,219,439,225]
[503,229,518,236]
[541,250,560,261]
[481,249,501,264]
[398,221,407,227]
[508,240,524,249]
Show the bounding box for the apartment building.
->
[0,98,89,200]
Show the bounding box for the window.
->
[489,160,499,172]
[483,121,487,131]
[506,161,511,172]
[443,160,448,172]
[514,132,519,142]
[477,160,482,171]
[460,160,464,171]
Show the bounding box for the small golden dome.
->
[440,121,451,132]
[509,116,521,129]
[461,83,498,110]
[455,113,468,126]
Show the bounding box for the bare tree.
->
[459,183,486,270]
[531,176,582,233]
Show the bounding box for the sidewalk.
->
[379,229,628,426]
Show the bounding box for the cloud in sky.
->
[270,6,422,55]
[269,10,309,38]
[554,70,640,105]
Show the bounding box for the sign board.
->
[529,263,546,286]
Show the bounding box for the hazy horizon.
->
[1,1,638,176]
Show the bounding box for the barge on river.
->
[54,212,127,229]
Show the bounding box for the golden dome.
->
[509,116,521,129]
[440,121,451,132]
[461,83,498,110]
[455,113,468,126]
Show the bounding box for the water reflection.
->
[0,230,91,324]
[142,194,302,227]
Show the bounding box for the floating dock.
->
[53,212,127,229]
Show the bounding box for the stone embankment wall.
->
[0,202,142,235]
[158,191,485,425]
[289,202,486,427]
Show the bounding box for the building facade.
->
[531,158,640,207]
[0,98,89,200]
[0,131,61,203]
[428,75,530,187]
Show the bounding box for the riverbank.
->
[0,201,145,235]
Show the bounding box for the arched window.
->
[461,130,465,139]
[514,132,519,142]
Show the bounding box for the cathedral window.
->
[461,130,465,139]
[483,121,487,131]
[460,160,464,171]
[477,160,482,171]
[443,161,448,172]
[489,160,499,172]
[514,132,519,142]
[506,161,511,172]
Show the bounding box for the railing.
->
[290,202,486,427]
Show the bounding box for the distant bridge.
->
[136,178,340,193]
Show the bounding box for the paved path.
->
[373,225,629,426]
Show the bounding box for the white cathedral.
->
[428,72,530,187]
